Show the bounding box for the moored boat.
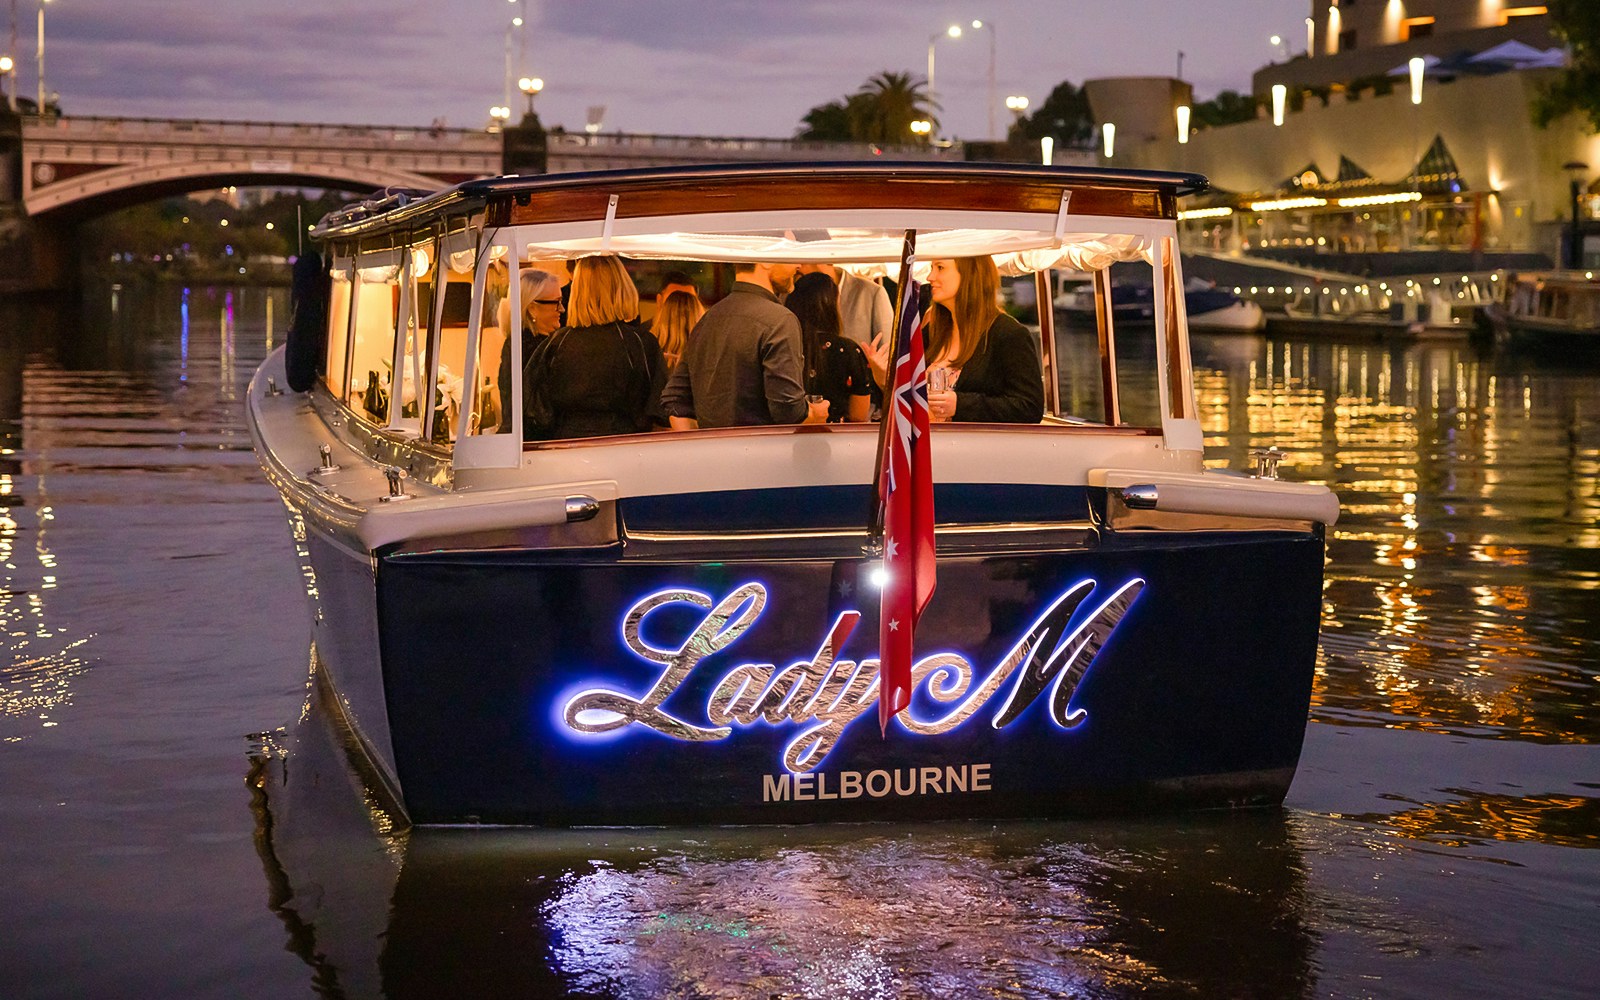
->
[1486,270,1600,353]
[247,162,1339,827]
[1057,275,1266,331]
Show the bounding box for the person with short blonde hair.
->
[566,255,640,328]
[523,255,667,440]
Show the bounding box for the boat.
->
[247,162,1340,827]
[1057,274,1266,331]
[1485,270,1600,352]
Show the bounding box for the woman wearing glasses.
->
[496,269,566,432]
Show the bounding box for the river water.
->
[0,283,1595,999]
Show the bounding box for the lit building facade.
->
[1101,2,1600,272]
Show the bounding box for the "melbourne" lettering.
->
[762,763,993,802]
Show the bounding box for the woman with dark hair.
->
[904,255,1043,424]
[785,271,872,423]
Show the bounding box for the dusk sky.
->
[24,0,1303,141]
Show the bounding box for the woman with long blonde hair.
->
[523,255,667,440]
[651,288,703,369]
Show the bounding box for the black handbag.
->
[522,330,564,439]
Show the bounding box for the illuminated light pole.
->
[909,118,932,144]
[1272,83,1287,126]
[927,23,961,136]
[1305,16,1315,59]
[518,75,543,119]
[1408,56,1426,104]
[968,19,997,142]
[504,14,523,114]
[488,105,511,133]
[1040,135,1053,167]
[1176,104,1190,144]
[1101,122,1115,159]
[0,55,15,113]
[37,0,50,117]
[1005,94,1028,140]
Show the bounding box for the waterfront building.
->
[1100,2,1600,273]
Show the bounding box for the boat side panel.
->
[304,529,402,792]
[375,530,1323,825]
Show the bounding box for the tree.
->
[796,71,937,144]
[1190,89,1260,129]
[1534,0,1600,130]
[1007,80,1094,148]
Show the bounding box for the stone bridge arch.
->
[19,116,501,219]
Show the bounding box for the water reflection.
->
[0,285,285,742]
[1176,332,1600,744]
[253,663,1319,1000]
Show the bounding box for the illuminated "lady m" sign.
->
[562,578,1144,773]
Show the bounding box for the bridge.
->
[0,111,990,291]
[8,114,956,218]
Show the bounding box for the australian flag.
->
[877,238,936,734]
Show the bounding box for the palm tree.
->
[852,71,939,144]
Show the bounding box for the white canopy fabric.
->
[510,220,1164,275]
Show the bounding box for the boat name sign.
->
[561,577,1145,774]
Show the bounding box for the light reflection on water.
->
[3,286,1598,999]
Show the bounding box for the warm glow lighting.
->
[1410,57,1426,104]
[1271,84,1287,126]
[1102,122,1115,158]
[1249,196,1328,211]
[519,76,544,94]
[1041,136,1054,165]
[1179,206,1235,220]
[1337,191,1423,207]
[1006,94,1030,111]
[1176,104,1191,143]
[909,119,932,135]
[0,56,12,73]
[870,565,890,588]
[947,24,963,37]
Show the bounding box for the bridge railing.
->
[21,115,499,151]
[23,115,957,160]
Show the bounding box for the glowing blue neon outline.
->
[550,576,1147,766]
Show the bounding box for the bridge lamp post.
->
[1005,94,1028,139]
[488,105,511,133]
[0,56,15,113]
[518,76,543,119]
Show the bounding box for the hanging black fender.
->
[284,250,328,392]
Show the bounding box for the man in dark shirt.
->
[661,262,828,428]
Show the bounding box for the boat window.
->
[347,262,402,424]
[426,261,475,445]
[324,264,352,397]
[463,254,514,437]
[388,246,430,435]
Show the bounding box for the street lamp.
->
[1005,93,1029,135]
[927,23,962,133]
[1271,83,1287,126]
[1176,104,1191,144]
[37,0,51,117]
[504,14,523,113]
[1408,56,1426,105]
[488,105,511,132]
[909,119,932,143]
[968,19,997,142]
[0,55,15,113]
[1101,122,1115,159]
[518,76,544,118]
[1564,160,1589,270]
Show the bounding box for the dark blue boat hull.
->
[371,506,1324,826]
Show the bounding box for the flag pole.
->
[866,230,917,551]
